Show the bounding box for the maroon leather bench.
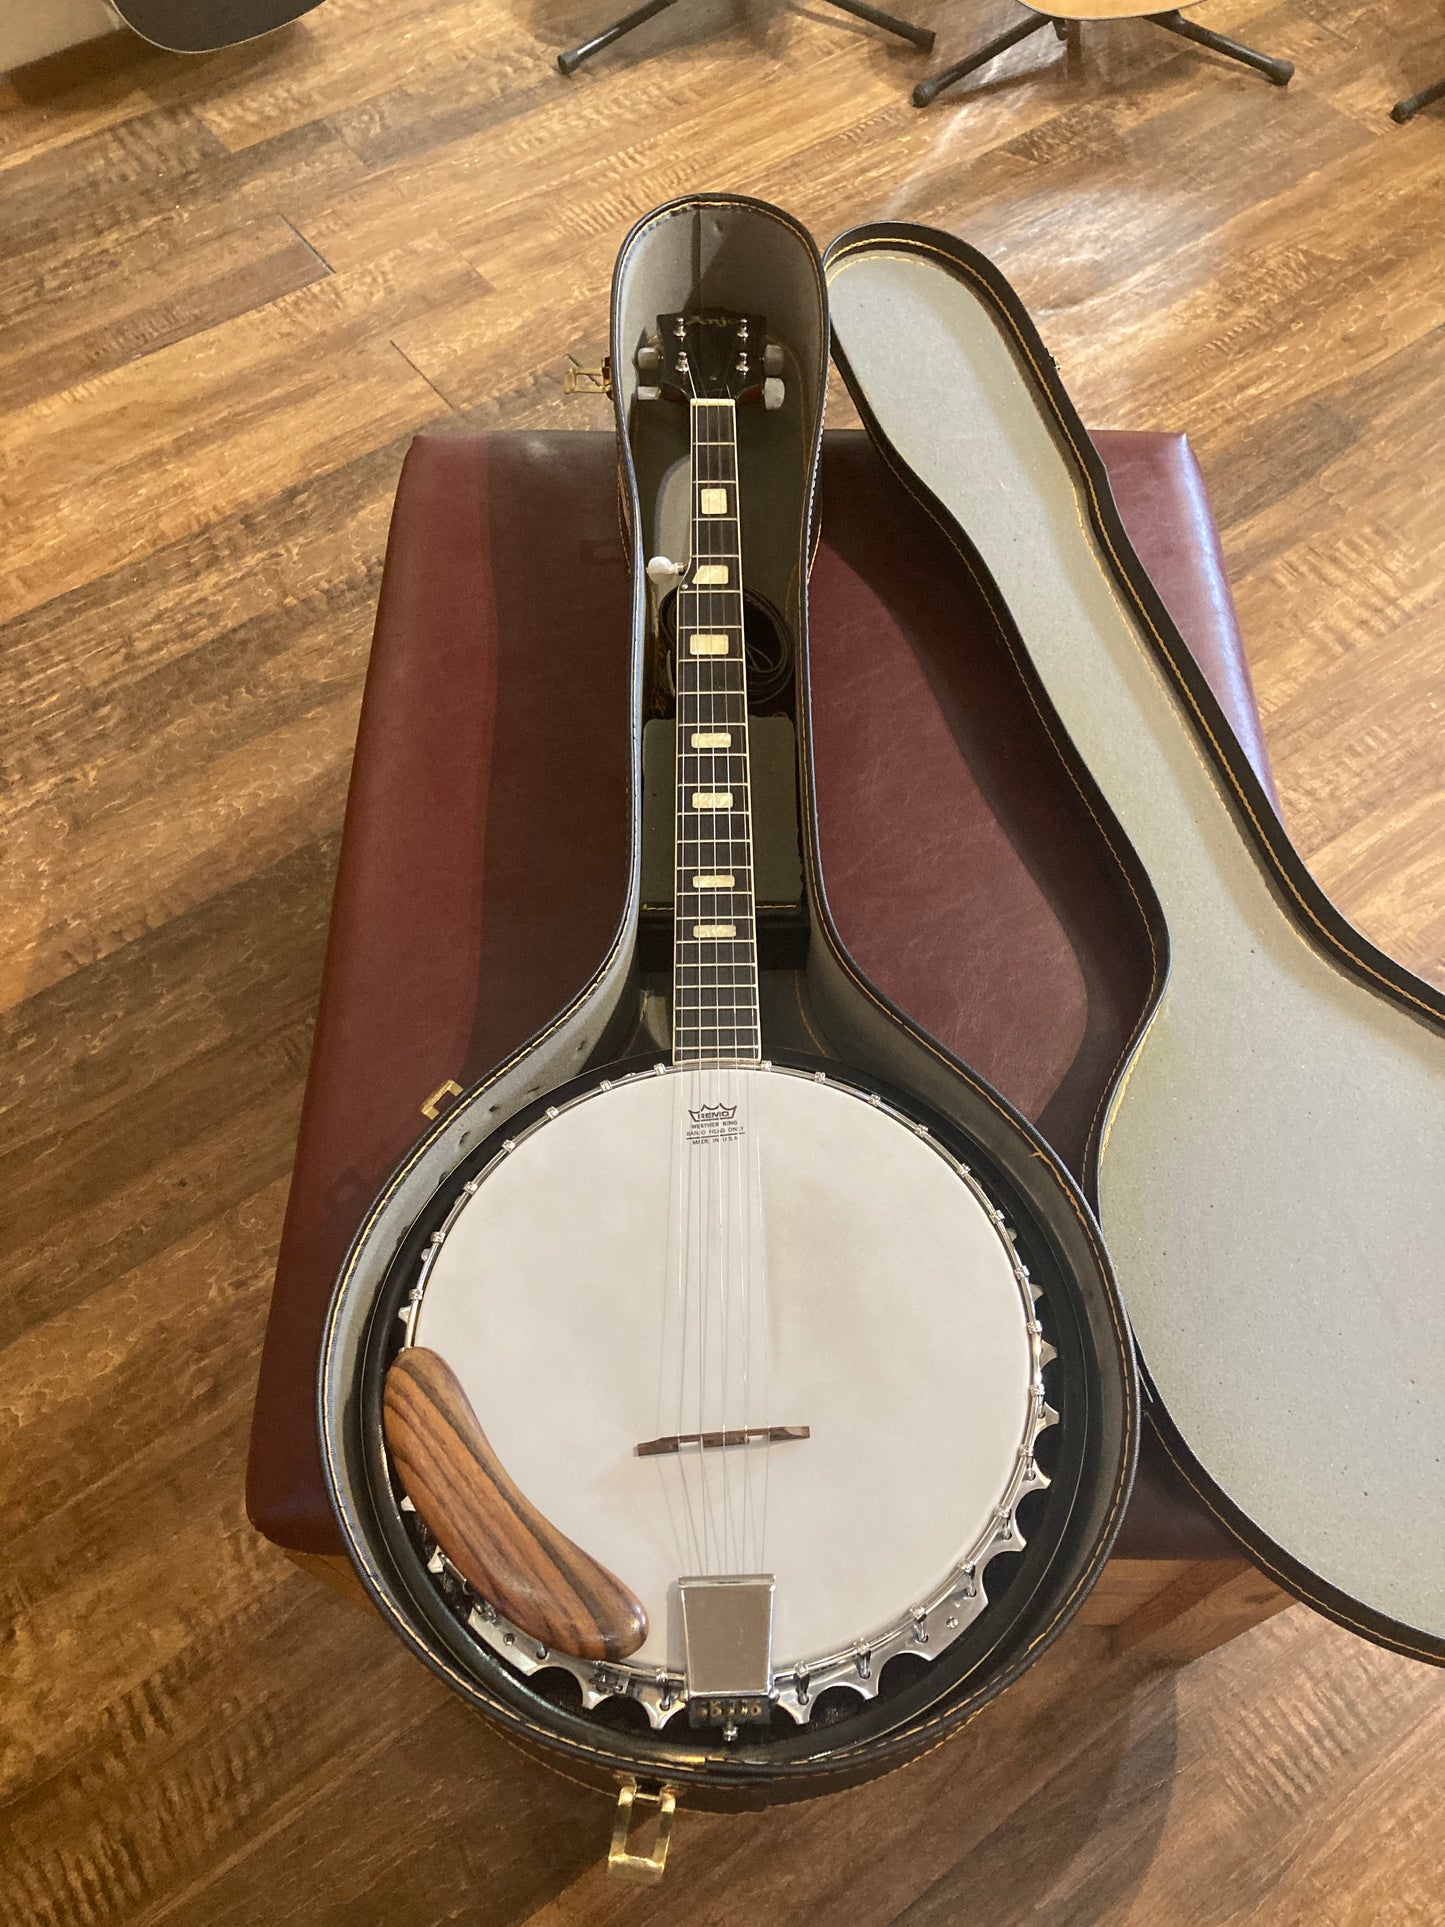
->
[249,426,1292,1660]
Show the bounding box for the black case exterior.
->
[317,197,1140,1807]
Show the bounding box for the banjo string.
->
[672,1067,702,1574]
[672,358,768,1579]
[737,1060,752,1570]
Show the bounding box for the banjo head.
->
[404,1060,1047,1718]
[329,1050,1133,1793]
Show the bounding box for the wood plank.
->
[0,30,166,175]
[0,251,472,618]
[0,214,331,414]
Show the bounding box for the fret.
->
[676,1024,762,1034]
[673,395,760,1068]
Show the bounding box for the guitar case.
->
[823,224,1445,1665]
[319,196,1140,1807]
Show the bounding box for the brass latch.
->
[607,1780,675,1883]
[419,1078,463,1120]
[564,354,612,397]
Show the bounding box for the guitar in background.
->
[109,0,324,54]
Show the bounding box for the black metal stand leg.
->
[557,0,680,73]
[1392,74,1445,122]
[912,12,1053,108]
[824,0,934,52]
[559,0,931,69]
[1147,10,1293,85]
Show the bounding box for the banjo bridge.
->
[634,1424,810,1457]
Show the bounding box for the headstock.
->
[649,310,770,404]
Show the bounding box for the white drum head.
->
[409,1062,1043,1700]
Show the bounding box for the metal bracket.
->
[419,1078,463,1120]
[677,1572,775,1737]
[607,1781,675,1883]
[563,355,612,397]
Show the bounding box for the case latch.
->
[419,1078,463,1120]
[563,355,612,397]
[607,1780,676,1883]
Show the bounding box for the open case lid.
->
[822,223,1445,1665]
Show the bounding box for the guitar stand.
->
[1391,75,1445,122]
[913,7,1292,109]
[558,0,933,74]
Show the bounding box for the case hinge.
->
[564,355,612,397]
[607,1780,676,1883]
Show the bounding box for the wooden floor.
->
[2,0,1444,1920]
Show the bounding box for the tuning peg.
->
[646,555,684,585]
[635,385,662,402]
[763,378,785,412]
[764,342,784,377]
[636,343,661,372]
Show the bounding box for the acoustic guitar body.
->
[320,197,1140,1807]
[827,226,1445,1666]
[111,0,323,54]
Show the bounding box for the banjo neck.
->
[672,394,762,1068]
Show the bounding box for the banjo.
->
[321,194,1136,1806]
[375,309,1057,1735]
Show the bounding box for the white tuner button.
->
[764,342,785,376]
[636,344,661,371]
[647,555,684,584]
[763,377,785,411]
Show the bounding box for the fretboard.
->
[672,397,761,1067]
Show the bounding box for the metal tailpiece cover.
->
[678,1573,775,1731]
